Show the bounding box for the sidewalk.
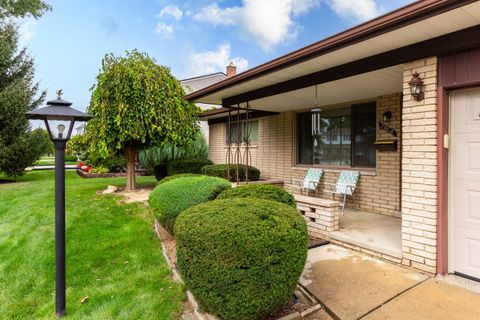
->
[25,165,77,171]
[300,244,480,320]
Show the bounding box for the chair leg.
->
[341,193,347,215]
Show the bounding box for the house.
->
[180,63,236,143]
[186,0,480,279]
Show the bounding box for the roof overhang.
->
[186,0,480,108]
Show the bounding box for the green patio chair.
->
[324,170,360,214]
[290,168,323,197]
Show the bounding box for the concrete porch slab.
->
[364,279,480,320]
[330,210,402,258]
[300,244,428,320]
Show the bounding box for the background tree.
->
[0,23,46,177]
[87,50,201,190]
[0,0,51,19]
[29,127,54,156]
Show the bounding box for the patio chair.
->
[324,170,360,214]
[290,168,323,197]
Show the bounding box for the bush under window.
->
[175,198,308,320]
[201,164,260,182]
[148,175,230,234]
[167,158,213,176]
[217,184,296,208]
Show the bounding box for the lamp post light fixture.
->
[408,72,425,101]
[25,90,92,317]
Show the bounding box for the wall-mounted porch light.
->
[408,72,424,101]
[382,111,392,122]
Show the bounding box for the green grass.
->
[0,171,184,319]
[34,156,78,166]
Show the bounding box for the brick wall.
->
[208,93,402,217]
[401,57,438,274]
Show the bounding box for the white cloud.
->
[158,5,183,21]
[326,0,383,21]
[193,0,321,52]
[155,22,174,38]
[193,3,241,26]
[188,43,248,77]
[18,19,37,45]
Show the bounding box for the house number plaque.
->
[378,122,397,137]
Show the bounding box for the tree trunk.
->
[124,145,136,191]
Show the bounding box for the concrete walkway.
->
[25,165,77,171]
[300,244,480,320]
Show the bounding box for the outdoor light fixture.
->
[408,72,424,101]
[25,90,92,318]
[382,111,392,122]
[311,85,322,136]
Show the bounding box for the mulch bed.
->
[77,168,146,179]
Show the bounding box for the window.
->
[226,120,258,144]
[296,102,376,168]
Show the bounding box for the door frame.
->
[438,84,480,274]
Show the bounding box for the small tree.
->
[0,23,46,177]
[87,50,200,190]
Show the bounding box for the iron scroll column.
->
[25,91,92,317]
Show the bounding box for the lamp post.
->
[25,91,92,317]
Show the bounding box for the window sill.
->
[290,165,376,176]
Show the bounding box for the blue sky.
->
[20,0,414,112]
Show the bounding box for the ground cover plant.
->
[217,184,296,208]
[175,198,308,320]
[201,164,260,182]
[0,171,183,319]
[149,175,231,234]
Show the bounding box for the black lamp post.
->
[25,91,92,317]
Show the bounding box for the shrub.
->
[167,158,213,176]
[218,184,296,208]
[201,164,260,182]
[157,173,202,185]
[149,176,231,234]
[89,166,109,174]
[175,198,308,320]
[64,155,77,162]
[154,163,167,181]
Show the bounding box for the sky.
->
[19,0,415,112]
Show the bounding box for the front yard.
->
[0,171,184,319]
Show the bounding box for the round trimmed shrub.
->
[201,164,260,182]
[157,173,202,185]
[167,158,213,175]
[149,175,231,234]
[175,198,308,320]
[217,184,296,208]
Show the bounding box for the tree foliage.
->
[0,0,51,19]
[0,23,46,177]
[87,50,201,190]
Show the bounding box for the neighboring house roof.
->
[180,72,227,94]
[186,0,480,108]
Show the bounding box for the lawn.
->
[0,171,184,319]
[34,156,78,166]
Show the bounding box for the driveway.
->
[300,244,480,320]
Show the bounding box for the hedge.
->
[64,155,77,162]
[175,198,308,320]
[217,184,296,208]
[148,175,231,234]
[201,164,260,182]
[167,158,213,176]
[157,173,202,185]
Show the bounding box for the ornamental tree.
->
[87,50,201,191]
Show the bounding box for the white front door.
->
[450,88,480,280]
